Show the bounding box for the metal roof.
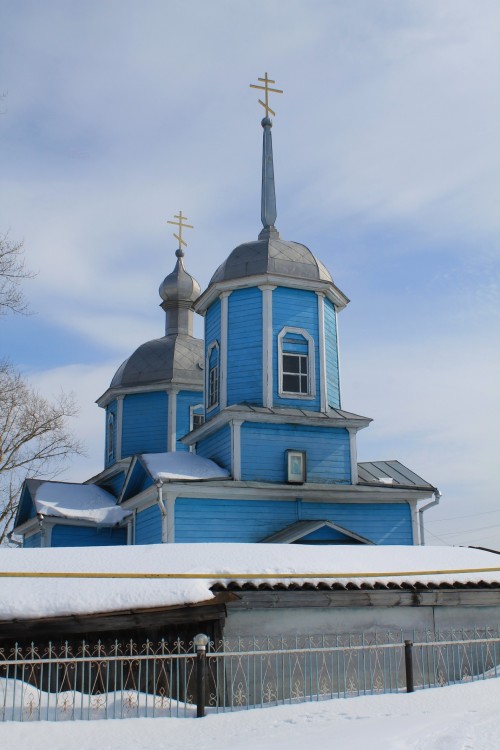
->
[358,460,436,490]
[209,237,333,286]
[110,334,203,390]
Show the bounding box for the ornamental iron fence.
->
[1,627,499,722]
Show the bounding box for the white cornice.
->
[182,407,370,446]
[195,274,349,315]
[96,382,203,409]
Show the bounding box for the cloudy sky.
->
[2,1,499,548]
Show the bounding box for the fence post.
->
[404,640,414,693]
[194,633,209,717]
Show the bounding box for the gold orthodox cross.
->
[167,210,194,250]
[250,72,283,118]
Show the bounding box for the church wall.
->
[240,423,351,484]
[227,287,263,406]
[24,531,42,548]
[174,498,412,544]
[176,391,203,450]
[195,424,232,473]
[205,297,221,418]
[272,287,321,410]
[324,298,340,409]
[121,392,168,457]
[135,504,162,545]
[51,525,127,547]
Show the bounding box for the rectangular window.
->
[282,353,308,394]
[286,450,306,483]
[209,365,219,407]
[192,413,205,430]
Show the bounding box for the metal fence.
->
[1,627,499,722]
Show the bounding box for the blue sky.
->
[2,0,499,547]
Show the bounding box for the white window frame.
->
[286,450,307,484]
[190,403,205,431]
[206,341,220,412]
[278,327,316,399]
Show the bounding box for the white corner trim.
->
[167,389,178,452]
[348,428,358,485]
[259,285,276,407]
[231,419,243,481]
[316,292,327,412]
[116,395,124,461]
[277,326,316,399]
[220,291,231,410]
[335,306,342,409]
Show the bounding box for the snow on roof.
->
[31,481,131,525]
[0,544,499,621]
[141,452,230,481]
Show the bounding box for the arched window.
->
[206,341,220,410]
[107,412,115,460]
[278,327,315,398]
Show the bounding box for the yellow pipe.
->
[0,567,499,580]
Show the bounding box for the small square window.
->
[282,354,308,394]
[286,450,306,483]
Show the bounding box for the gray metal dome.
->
[159,250,201,304]
[209,237,333,286]
[110,334,203,389]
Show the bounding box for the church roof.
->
[107,334,203,391]
[209,237,333,286]
[19,479,130,526]
[358,460,436,490]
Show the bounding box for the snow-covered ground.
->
[0,679,498,749]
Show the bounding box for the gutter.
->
[419,489,442,545]
[155,479,168,543]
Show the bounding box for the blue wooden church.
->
[13,77,439,549]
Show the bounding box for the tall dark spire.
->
[259,117,278,240]
[249,73,283,241]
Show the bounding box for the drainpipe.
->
[38,514,46,546]
[156,479,168,543]
[419,489,442,545]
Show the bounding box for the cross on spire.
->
[167,210,194,256]
[250,72,283,118]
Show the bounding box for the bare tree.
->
[0,233,35,315]
[0,360,84,544]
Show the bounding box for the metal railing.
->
[1,627,499,722]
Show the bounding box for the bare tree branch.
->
[0,360,84,544]
[0,233,35,315]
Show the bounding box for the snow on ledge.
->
[0,544,499,621]
[33,482,130,525]
[141,452,230,481]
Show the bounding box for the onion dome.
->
[159,247,201,308]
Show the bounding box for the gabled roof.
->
[358,460,436,491]
[120,452,230,503]
[261,520,374,545]
[14,480,131,530]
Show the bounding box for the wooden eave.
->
[0,592,238,640]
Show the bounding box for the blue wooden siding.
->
[324,299,341,409]
[205,298,221,419]
[174,498,412,544]
[240,423,350,484]
[272,287,320,410]
[135,505,162,545]
[195,424,232,473]
[121,392,168,457]
[227,288,262,406]
[98,471,126,498]
[176,391,203,450]
[120,461,154,502]
[24,532,42,548]
[51,525,127,547]
[105,400,118,468]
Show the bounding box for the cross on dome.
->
[250,72,283,119]
[167,210,194,257]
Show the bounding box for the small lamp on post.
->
[193,633,209,717]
